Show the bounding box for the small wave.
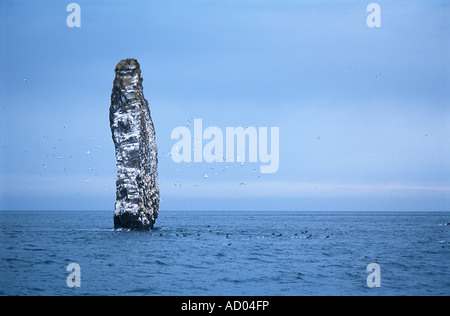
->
[295,272,305,280]
[25,287,44,293]
[128,287,155,294]
[219,277,241,284]
[155,260,168,266]
[181,263,207,270]
[40,259,57,265]
[113,228,131,232]
[23,248,45,252]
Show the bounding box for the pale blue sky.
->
[0,0,449,211]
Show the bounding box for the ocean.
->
[0,210,449,296]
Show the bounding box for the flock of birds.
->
[154,225,331,244]
[37,130,106,190]
[13,118,267,193]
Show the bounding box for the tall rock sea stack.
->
[109,59,159,230]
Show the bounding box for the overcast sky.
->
[0,0,449,211]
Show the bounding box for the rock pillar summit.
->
[109,58,159,230]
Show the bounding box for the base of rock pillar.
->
[114,212,154,231]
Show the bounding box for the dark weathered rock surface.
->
[109,58,159,230]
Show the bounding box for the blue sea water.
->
[0,210,449,296]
